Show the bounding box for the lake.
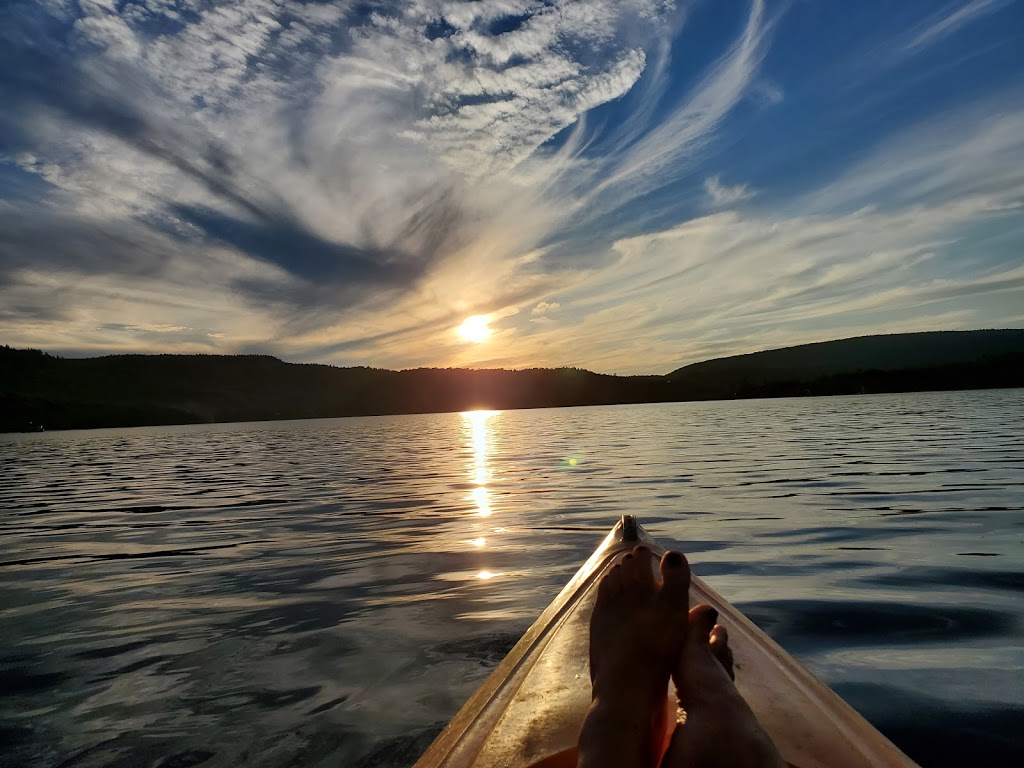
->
[1,390,1022,767]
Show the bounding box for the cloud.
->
[704,175,754,207]
[751,78,783,106]
[332,0,673,177]
[2,1,1019,373]
[493,200,1023,373]
[469,93,1024,374]
[804,96,1024,213]
[576,0,772,219]
[0,0,684,340]
[96,322,226,347]
[904,0,1012,54]
[532,301,560,315]
[3,0,766,363]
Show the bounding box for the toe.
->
[619,551,637,585]
[709,624,728,646]
[658,550,691,605]
[687,604,718,644]
[630,545,656,588]
[710,625,735,679]
[599,562,624,601]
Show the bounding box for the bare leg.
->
[577,547,691,768]
[661,605,786,768]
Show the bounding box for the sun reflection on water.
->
[470,486,491,517]
[462,410,500,518]
[461,410,502,584]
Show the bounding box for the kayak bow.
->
[415,516,919,768]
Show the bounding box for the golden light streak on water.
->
[471,486,492,517]
[462,410,500,517]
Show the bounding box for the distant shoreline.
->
[7,386,1024,437]
[3,329,1022,433]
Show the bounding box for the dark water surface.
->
[1,391,1022,767]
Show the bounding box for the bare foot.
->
[578,546,691,768]
[661,605,786,768]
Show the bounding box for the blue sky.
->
[1,0,1022,374]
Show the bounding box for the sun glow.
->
[457,315,492,343]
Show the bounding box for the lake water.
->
[1,390,1022,768]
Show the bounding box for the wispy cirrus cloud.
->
[804,96,1024,213]
[0,0,757,359]
[903,0,1013,54]
[0,1,1021,371]
[704,175,754,207]
[577,0,772,219]
[471,89,1024,374]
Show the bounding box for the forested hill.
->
[2,329,1022,431]
[665,330,1024,399]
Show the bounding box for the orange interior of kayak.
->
[414,516,919,768]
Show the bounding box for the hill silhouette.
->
[1,329,1021,432]
[665,330,1024,399]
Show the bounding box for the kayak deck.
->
[415,516,919,768]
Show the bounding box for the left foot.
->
[578,546,691,768]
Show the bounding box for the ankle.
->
[676,706,785,768]
[579,695,664,768]
[593,657,671,703]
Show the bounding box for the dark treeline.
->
[1,329,1022,432]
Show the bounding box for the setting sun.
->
[457,315,492,343]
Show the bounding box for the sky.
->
[1,0,1023,375]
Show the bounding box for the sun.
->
[457,315,492,343]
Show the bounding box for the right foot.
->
[661,605,786,768]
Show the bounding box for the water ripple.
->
[1,390,1022,767]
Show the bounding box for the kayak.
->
[414,515,920,768]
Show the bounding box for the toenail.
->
[664,551,684,566]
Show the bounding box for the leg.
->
[578,547,691,768]
[661,606,786,768]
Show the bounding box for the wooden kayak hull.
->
[414,516,919,768]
